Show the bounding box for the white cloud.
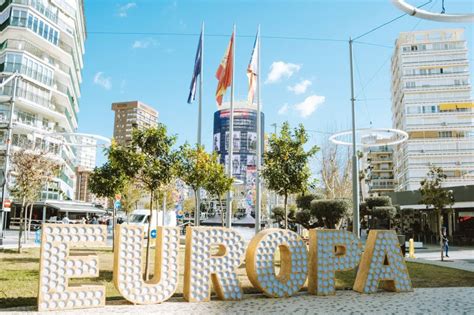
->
[132,38,157,49]
[93,72,112,90]
[265,61,301,84]
[288,79,312,95]
[294,94,325,118]
[277,104,289,115]
[117,2,136,17]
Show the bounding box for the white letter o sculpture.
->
[246,229,308,297]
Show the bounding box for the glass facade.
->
[2,52,54,86]
[10,8,59,45]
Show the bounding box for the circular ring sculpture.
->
[391,0,474,23]
[46,132,111,147]
[329,128,408,147]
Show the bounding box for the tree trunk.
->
[194,189,199,227]
[27,203,34,240]
[284,193,288,230]
[219,196,225,227]
[438,211,444,262]
[144,190,153,281]
[23,203,29,242]
[17,196,26,253]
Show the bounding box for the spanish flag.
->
[215,32,234,106]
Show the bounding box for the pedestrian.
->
[62,215,70,224]
[91,216,98,224]
[442,230,449,258]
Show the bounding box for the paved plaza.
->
[5,287,474,314]
[406,246,474,272]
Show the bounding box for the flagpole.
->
[226,25,235,229]
[195,22,204,227]
[255,25,261,234]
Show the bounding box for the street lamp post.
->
[0,73,20,245]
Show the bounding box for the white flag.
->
[247,30,259,105]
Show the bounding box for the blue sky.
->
[79,0,473,164]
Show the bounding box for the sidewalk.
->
[5,287,474,314]
[0,229,39,250]
[406,246,474,272]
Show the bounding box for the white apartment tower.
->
[0,0,86,200]
[391,29,473,191]
[76,137,96,170]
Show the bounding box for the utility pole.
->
[255,25,261,234]
[196,22,204,227]
[349,38,360,238]
[226,25,236,228]
[0,73,20,245]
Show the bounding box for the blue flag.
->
[187,31,202,104]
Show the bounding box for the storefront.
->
[387,185,474,245]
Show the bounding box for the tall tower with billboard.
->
[213,101,264,213]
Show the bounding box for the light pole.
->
[0,73,21,245]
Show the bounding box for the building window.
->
[10,9,60,46]
[439,131,452,138]
[11,9,28,27]
[3,53,54,86]
[16,109,36,126]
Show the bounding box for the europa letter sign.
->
[38,226,412,311]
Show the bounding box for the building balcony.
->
[9,0,59,24]
[368,157,393,163]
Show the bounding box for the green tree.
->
[419,166,455,261]
[121,180,143,218]
[109,125,177,280]
[262,121,318,229]
[271,205,297,231]
[88,162,127,201]
[11,149,61,253]
[310,199,349,229]
[182,197,195,215]
[176,144,214,225]
[364,196,396,229]
[203,153,233,227]
[294,193,322,230]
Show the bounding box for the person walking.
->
[442,230,449,258]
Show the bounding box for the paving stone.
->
[5,287,474,314]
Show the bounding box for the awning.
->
[43,201,106,214]
[439,102,474,111]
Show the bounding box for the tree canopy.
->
[262,121,318,229]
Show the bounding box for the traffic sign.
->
[114,200,121,209]
[3,199,11,212]
[115,194,121,201]
[150,229,157,239]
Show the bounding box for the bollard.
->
[409,238,416,258]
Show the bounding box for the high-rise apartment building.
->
[111,101,158,145]
[391,29,473,191]
[75,166,90,201]
[76,136,96,170]
[0,0,86,200]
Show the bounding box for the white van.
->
[128,209,177,237]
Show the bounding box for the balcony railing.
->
[10,0,59,23]
[2,39,71,74]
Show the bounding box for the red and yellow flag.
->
[215,32,234,106]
